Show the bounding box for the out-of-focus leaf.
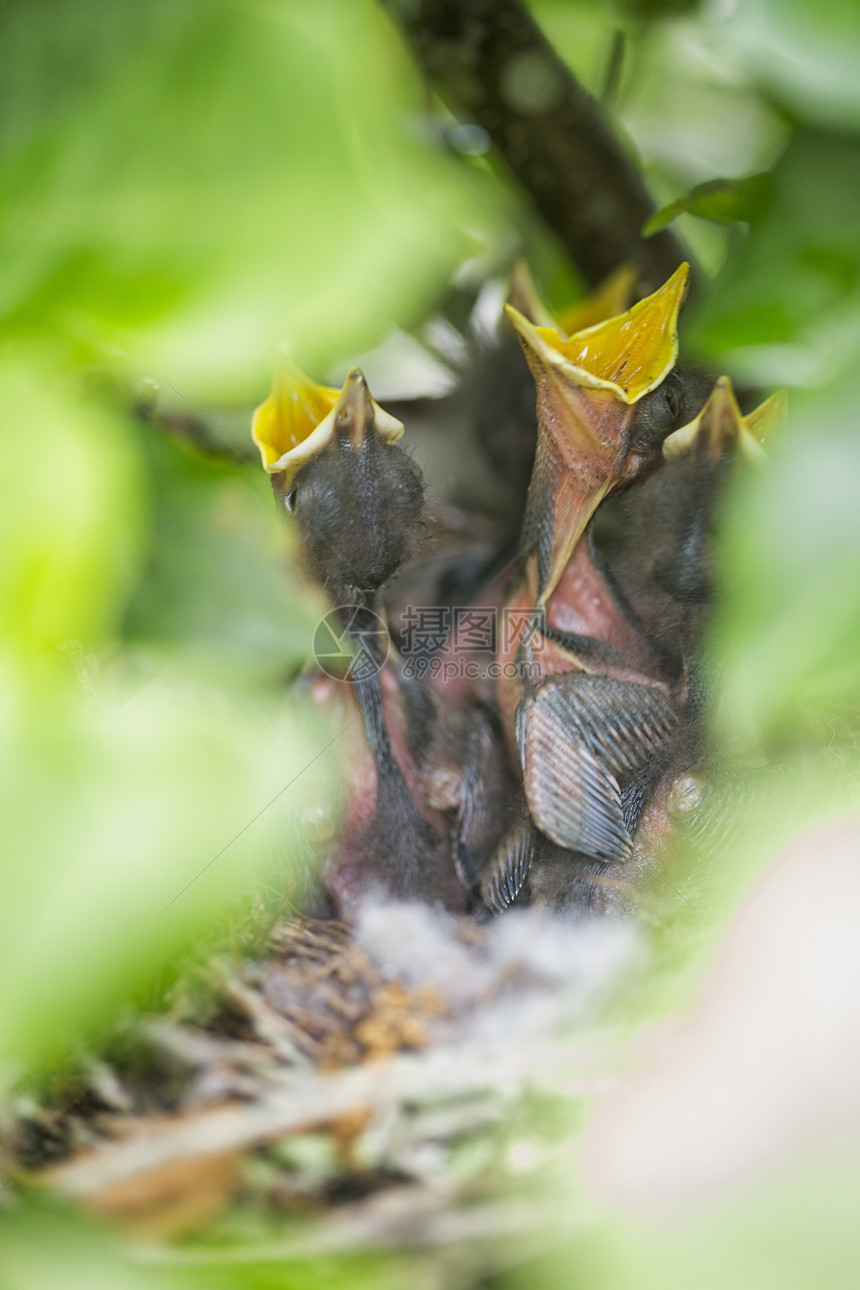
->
[620,0,700,15]
[710,0,860,130]
[643,173,768,236]
[0,668,331,1069]
[0,1203,188,1290]
[609,23,787,181]
[710,371,860,748]
[0,356,143,661]
[0,355,333,1071]
[523,1152,860,1290]
[688,131,860,384]
[0,0,504,401]
[0,1200,405,1290]
[534,6,787,275]
[123,426,321,684]
[527,3,619,95]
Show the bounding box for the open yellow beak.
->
[558,265,640,336]
[508,262,638,337]
[662,378,787,464]
[506,264,691,605]
[252,360,403,492]
[506,261,689,406]
[741,388,788,454]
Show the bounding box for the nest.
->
[4,906,630,1250]
[235,918,446,1068]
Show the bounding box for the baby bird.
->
[482,344,782,914]
[253,362,423,601]
[253,361,507,913]
[480,264,699,911]
[609,378,785,903]
[386,264,644,712]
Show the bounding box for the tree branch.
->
[382,0,692,292]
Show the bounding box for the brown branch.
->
[382,0,693,293]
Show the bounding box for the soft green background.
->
[1,0,858,1285]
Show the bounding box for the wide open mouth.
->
[508,261,638,335]
[252,362,403,491]
[505,261,690,407]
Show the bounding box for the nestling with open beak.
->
[253,360,508,914]
[388,263,643,712]
[481,265,784,914]
[594,377,786,908]
[251,268,783,923]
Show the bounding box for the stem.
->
[382,0,692,292]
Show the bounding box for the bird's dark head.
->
[628,366,717,460]
[253,363,424,596]
[660,374,785,467]
[599,375,786,670]
[647,375,786,605]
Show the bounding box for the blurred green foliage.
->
[715,0,860,130]
[2,0,497,1084]
[0,1199,406,1290]
[0,0,503,397]
[0,0,510,1081]
[122,430,319,683]
[0,356,142,659]
[1,0,859,1287]
[512,1157,860,1290]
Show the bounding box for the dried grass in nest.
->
[3,915,467,1239]
[7,909,611,1250]
[231,917,447,1068]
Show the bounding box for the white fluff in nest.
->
[354,899,643,1043]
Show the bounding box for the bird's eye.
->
[632,372,687,447]
[661,381,680,422]
[653,372,684,428]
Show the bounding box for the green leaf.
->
[0,356,143,661]
[0,362,331,1070]
[643,174,769,237]
[711,371,860,749]
[0,669,330,1069]
[688,132,860,384]
[123,425,320,685]
[0,0,504,402]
